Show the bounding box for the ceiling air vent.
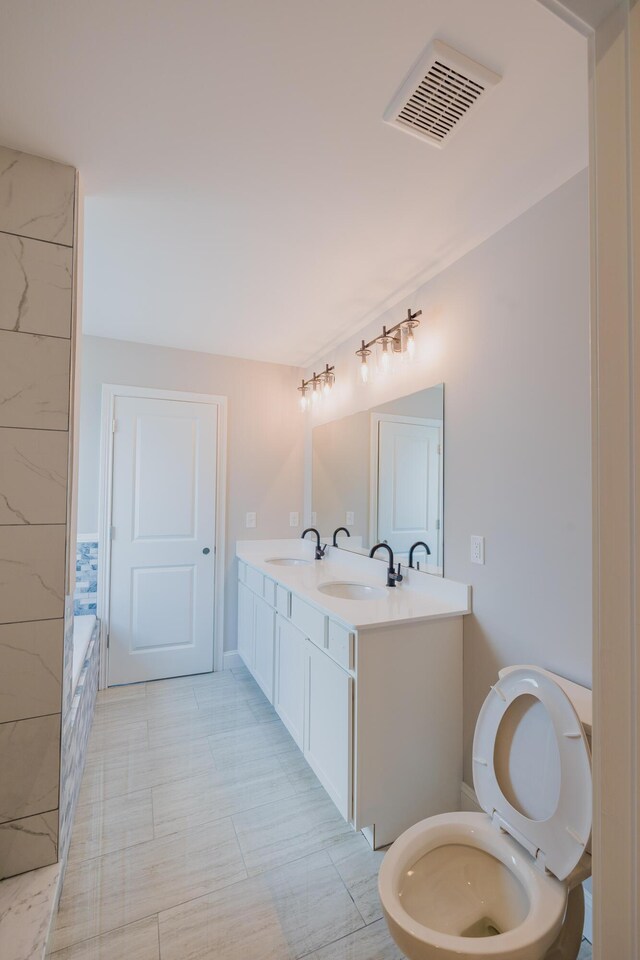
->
[384,40,501,148]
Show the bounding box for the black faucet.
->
[301,528,326,560]
[369,543,403,587]
[408,541,431,570]
[332,527,351,547]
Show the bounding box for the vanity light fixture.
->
[298,364,335,411]
[355,308,422,383]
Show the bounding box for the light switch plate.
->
[289,512,299,527]
[346,511,355,526]
[470,535,485,564]
[246,512,256,529]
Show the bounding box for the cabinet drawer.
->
[291,595,326,648]
[328,620,355,671]
[276,585,291,618]
[246,565,263,596]
[238,560,246,582]
[263,576,276,607]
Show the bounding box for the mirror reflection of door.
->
[311,383,444,575]
[375,416,442,570]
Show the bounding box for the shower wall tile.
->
[0,428,68,525]
[59,624,100,865]
[0,524,66,623]
[0,810,58,880]
[0,330,70,430]
[0,232,73,337]
[0,146,75,246]
[0,143,76,879]
[0,714,61,824]
[0,619,63,723]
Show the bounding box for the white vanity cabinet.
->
[304,638,353,819]
[237,580,254,669]
[253,595,275,700]
[274,614,306,748]
[236,547,468,849]
[237,567,276,701]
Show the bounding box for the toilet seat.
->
[473,666,592,880]
[379,811,567,960]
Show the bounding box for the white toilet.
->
[378,665,592,960]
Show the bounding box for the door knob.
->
[202,547,211,555]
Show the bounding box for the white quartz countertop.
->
[236,539,471,630]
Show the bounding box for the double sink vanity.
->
[236,537,471,848]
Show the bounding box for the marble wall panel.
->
[0,714,61,823]
[0,146,75,246]
[0,330,70,430]
[0,810,58,879]
[0,428,68,525]
[0,232,72,338]
[0,143,76,879]
[0,525,66,623]
[0,619,63,724]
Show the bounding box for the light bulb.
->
[406,325,416,358]
[323,376,332,395]
[300,391,307,412]
[311,382,320,404]
[360,356,369,383]
[380,340,392,374]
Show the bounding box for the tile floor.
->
[51,664,593,959]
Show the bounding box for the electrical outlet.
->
[245,512,256,529]
[311,512,317,526]
[470,535,485,564]
[289,512,299,527]
[346,511,355,526]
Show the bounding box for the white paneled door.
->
[108,395,218,685]
[377,417,442,566]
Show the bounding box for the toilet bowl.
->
[378,666,592,960]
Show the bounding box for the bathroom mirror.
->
[312,383,444,575]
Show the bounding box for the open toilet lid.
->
[473,666,592,881]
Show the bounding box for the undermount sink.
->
[317,581,386,601]
[266,557,312,566]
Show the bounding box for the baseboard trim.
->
[460,781,482,812]
[223,650,244,671]
[459,782,592,944]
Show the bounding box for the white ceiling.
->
[0,1,587,366]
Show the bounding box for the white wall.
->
[78,336,304,653]
[306,170,591,783]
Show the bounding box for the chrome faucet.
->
[332,527,350,546]
[301,527,326,560]
[408,540,431,570]
[369,543,403,587]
